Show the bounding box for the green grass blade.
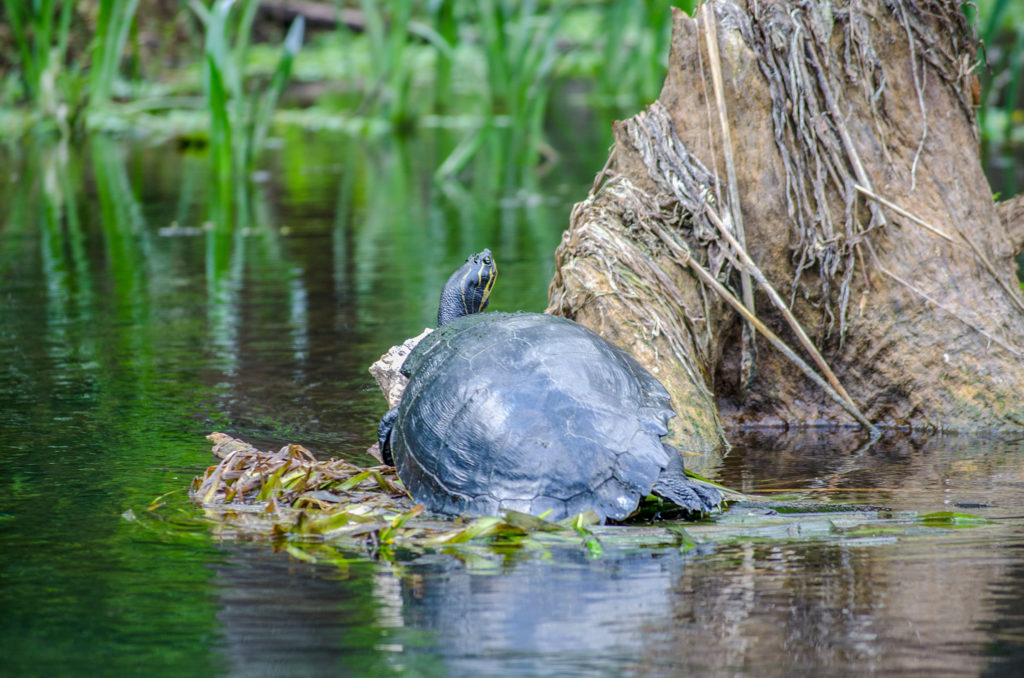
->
[981,0,1011,44]
[246,15,304,167]
[231,0,260,67]
[205,53,233,186]
[188,0,212,27]
[2,0,37,100]
[55,0,73,67]
[89,0,140,106]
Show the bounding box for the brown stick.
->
[701,207,868,420]
[701,4,757,380]
[854,184,954,242]
[651,223,879,433]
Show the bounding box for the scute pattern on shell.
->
[390,312,678,521]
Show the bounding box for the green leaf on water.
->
[339,469,374,491]
[559,510,602,529]
[666,525,697,552]
[917,511,992,527]
[438,516,508,545]
[502,509,564,533]
[294,508,356,535]
[255,463,288,501]
[379,505,425,543]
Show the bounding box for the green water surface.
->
[2,127,1024,677]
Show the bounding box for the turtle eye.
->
[483,256,492,265]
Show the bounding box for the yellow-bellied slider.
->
[377,250,720,522]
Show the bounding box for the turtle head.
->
[437,249,497,326]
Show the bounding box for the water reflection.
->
[210,498,1024,677]
[723,430,1024,513]
[203,435,1024,677]
[981,543,1024,675]
[193,438,1024,675]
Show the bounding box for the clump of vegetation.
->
[191,432,609,555]
[190,0,304,183]
[1,0,140,132]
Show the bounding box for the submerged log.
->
[549,0,1024,465]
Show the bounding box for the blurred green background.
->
[1,0,1021,192]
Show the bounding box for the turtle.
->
[376,249,721,522]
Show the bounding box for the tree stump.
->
[549,0,1024,471]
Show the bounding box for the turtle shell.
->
[390,312,677,521]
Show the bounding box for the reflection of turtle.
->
[377,249,721,521]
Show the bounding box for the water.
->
[2,128,1023,677]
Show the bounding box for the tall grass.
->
[354,0,455,127]
[594,0,677,110]
[359,0,414,126]
[434,1,561,186]
[190,0,305,188]
[1,0,141,126]
[2,0,74,121]
[2,0,1019,199]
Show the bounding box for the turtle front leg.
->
[377,407,399,466]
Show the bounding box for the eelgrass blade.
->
[3,0,37,101]
[379,504,425,543]
[981,0,1011,46]
[55,0,73,75]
